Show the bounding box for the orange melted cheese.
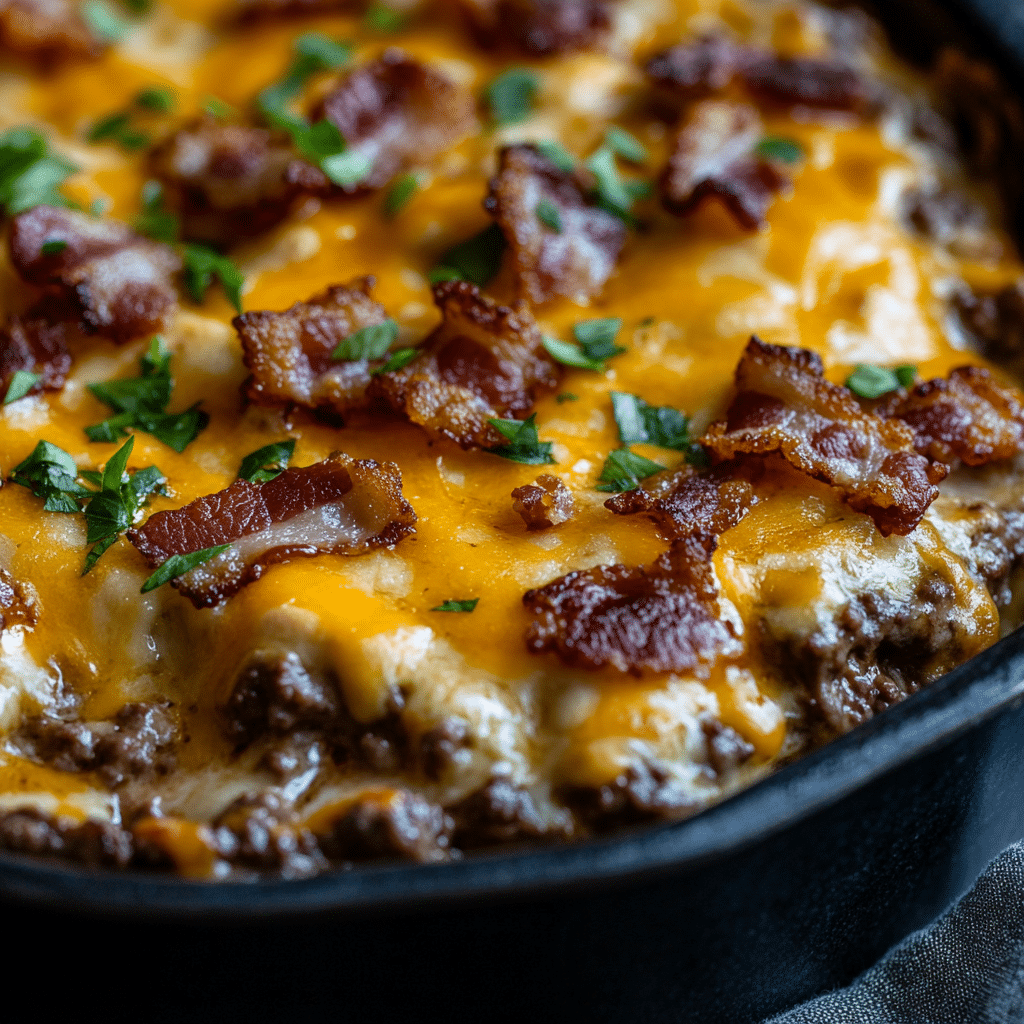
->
[0,0,1020,871]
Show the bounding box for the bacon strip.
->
[702,337,946,536]
[452,0,610,57]
[661,100,788,230]
[318,49,476,193]
[372,280,559,449]
[645,34,741,100]
[0,0,105,62]
[0,306,71,402]
[523,535,741,676]
[9,206,181,344]
[127,453,416,607]
[878,366,1024,468]
[485,143,626,304]
[234,277,389,418]
[233,0,354,22]
[152,119,326,246]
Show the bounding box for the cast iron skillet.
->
[3,2,1024,1021]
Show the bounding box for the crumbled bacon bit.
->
[902,183,998,260]
[234,277,389,417]
[523,535,741,675]
[152,119,326,246]
[605,464,755,541]
[233,0,353,22]
[0,567,36,632]
[512,473,575,530]
[702,337,946,536]
[9,206,181,345]
[317,49,476,193]
[0,306,72,402]
[127,453,417,607]
[953,281,1024,363]
[645,35,741,100]
[660,100,789,230]
[0,0,105,62]
[878,366,1024,468]
[372,280,559,449]
[485,143,626,304]
[453,0,611,57]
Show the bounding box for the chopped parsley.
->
[845,363,917,400]
[486,67,539,127]
[610,392,690,450]
[237,439,296,484]
[585,144,652,224]
[134,87,175,113]
[140,544,231,594]
[181,242,244,313]
[81,0,129,41]
[331,319,399,361]
[85,335,209,452]
[536,139,575,173]
[0,127,77,216]
[556,392,579,403]
[487,413,556,465]
[431,598,479,612]
[429,222,506,287]
[41,239,68,256]
[374,347,419,375]
[365,0,407,31]
[321,149,374,188]
[543,317,625,372]
[542,335,604,372]
[595,447,665,492]
[535,198,562,232]
[383,173,420,218]
[86,93,170,151]
[133,180,179,243]
[203,95,236,119]
[4,370,42,405]
[9,441,89,512]
[604,126,648,164]
[756,136,803,164]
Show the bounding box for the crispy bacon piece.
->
[523,535,741,675]
[234,277,389,417]
[953,281,1024,363]
[646,35,867,113]
[878,366,1024,468]
[0,567,36,632]
[660,100,789,230]
[152,120,326,246]
[127,453,416,608]
[0,306,71,402]
[9,206,181,345]
[605,464,755,541]
[318,49,476,193]
[703,337,946,536]
[233,0,354,22]
[453,0,610,57]
[512,473,574,530]
[902,183,997,260]
[372,280,559,449]
[0,0,105,62]
[485,143,626,304]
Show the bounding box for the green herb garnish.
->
[486,67,539,127]
[595,447,665,492]
[604,126,648,164]
[536,198,562,232]
[542,317,625,372]
[586,145,651,224]
[365,0,406,31]
[4,370,42,405]
[203,95,236,119]
[331,319,399,361]
[40,239,67,256]
[374,347,419,375]
[610,392,691,450]
[535,139,575,173]
[86,111,150,152]
[133,180,179,243]
[756,136,803,164]
[556,392,579,403]
[181,242,244,313]
[383,173,419,217]
[140,544,231,594]
[237,439,296,484]
[0,127,77,215]
[845,363,917,400]
[9,441,88,512]
[431,598,479,612]
[135,87,175,113]
[81,0,129,41]
[487,413,556,465]
[429,223,506,286]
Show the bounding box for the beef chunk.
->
[450,775,556,849]
[565,761,697,831]
[701,719,754,776]
[0,808,133,867]
[418,717,471,780]
[512,473,574,530]
[211,792,324,876]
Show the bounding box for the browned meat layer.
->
[450,776,562,849]
[512,473,574,529]
[0,0,105,62]
[453,0,611,57]
[703,337,946,536]
[660,100,789,230]
[372,280,559,449]
[523,535,741,675]
[485,143,626,304]
[210,793,325,877]
[564,761,698,831]
[0,305,73,402]
[152,119,326,246]
[953,280,1024,364]
[235,277,389,417]
[9,206,181,344]
[0,808,133,867]
[127,453,417,607]
[318,49,476,192]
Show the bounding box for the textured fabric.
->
[766,841,1024,1024]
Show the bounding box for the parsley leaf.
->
[383,172,419,217]
[321,149,374,188]
[9,441,89,512]
[595,447,665,492]
[4,370,42,404]
[85,336,209,452]
[604,126,648,164]
[0,127,77,215]
[365,0,406,31]
[133,180,179,243]
[431,598,478,612]
[203,95,236,119]
[542,335,604,372]
[610,392,691,450]
[81,0,129,41]
[536,198,562,232]
[41,239,67,256]
[140,544,231,593]
[86,111,150,152]
[429,223,506,286]
[181,242,244,312]
[755,136,803,164]
[486,68,539,127]
[331,319,399,361]
[846,363,917,400]
[487,413,556,465]
[135,87,175,113]
[374,347,419,375]
[543,318,625,372]
[586,145,651,224]
[535,139,575,173]
[257,33,352,134]
[556,392,578,403]
[237,439,296,484]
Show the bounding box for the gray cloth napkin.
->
[766,841,1024,1024]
